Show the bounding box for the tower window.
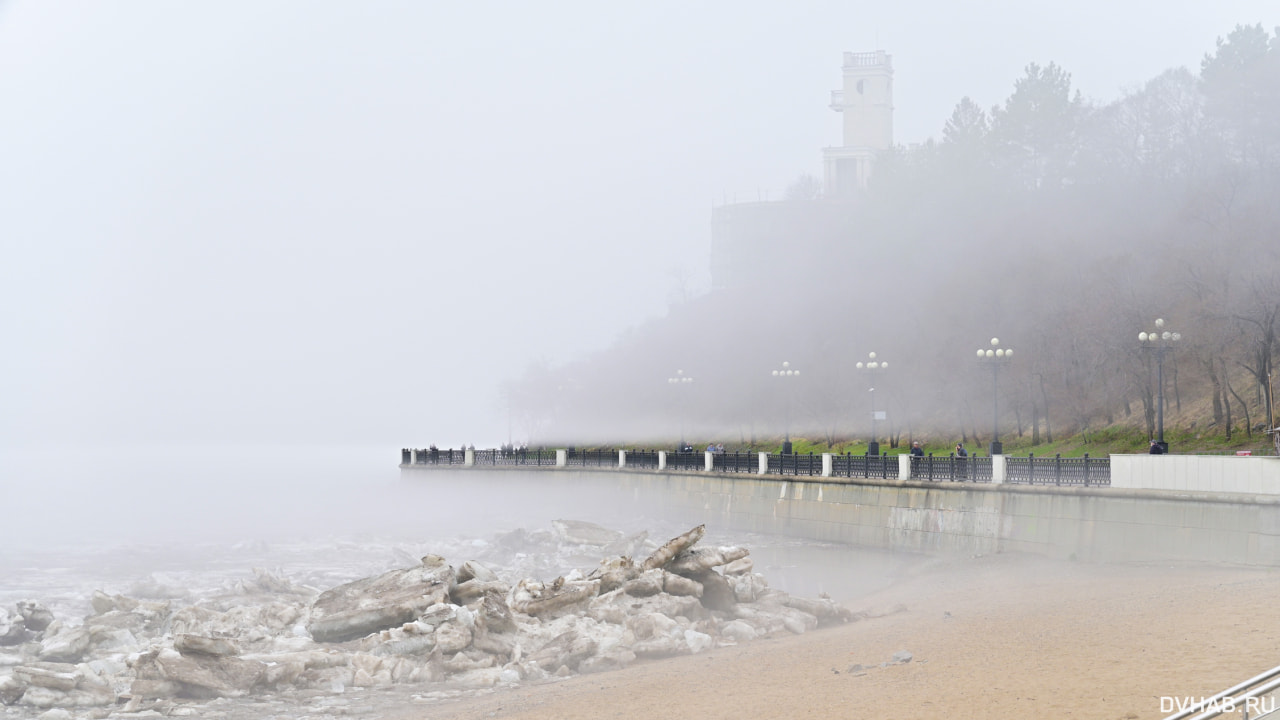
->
[856,79,865,94]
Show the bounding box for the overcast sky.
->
[2,1,1275,449]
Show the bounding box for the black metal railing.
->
[472,449,500,465]
[711,451,757,473]
[471,448,557,466]
[908,454,935,481]
[767,452,821,477]
[403,447,1109,486]
[831,453,895,479]
[625,450,660,470]
[908,454,995,483]
[565,449,617,467]
[406,448,468,465]
[515,449,557,466]
[967,456,994,482]
[666,451,705,471]
[1005,454,1109,486]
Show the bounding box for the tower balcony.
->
[842,50,892,69]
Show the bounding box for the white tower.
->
[823,51,894,195]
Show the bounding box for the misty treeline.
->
[503,25,1280,449]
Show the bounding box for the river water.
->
[0,444,927,718]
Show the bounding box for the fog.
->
[494,18,1280,448]
[3,8,1277,716]
[0,445,918,626]
[3,1,1277,455]
[1,1,1278,585]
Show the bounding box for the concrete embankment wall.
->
[1112,454,1280,494]
[402,465,1280,566]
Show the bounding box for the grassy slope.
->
[638,422,1278,457]
[614,379,1279,456]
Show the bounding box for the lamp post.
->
[667,369,694,450]
[1139,319,1180,453]
[976,338,1013,456]
[771,361,799,454]
[855,352,888,455]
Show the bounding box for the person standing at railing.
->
[908,442,925,480]
[1148,440,1166,455]
[955,443,968,480]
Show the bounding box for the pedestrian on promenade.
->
[910,441,925,457]
[954,443,968,480]
[1149,440,1166,455]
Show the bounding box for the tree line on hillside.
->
[503,24,1280,450]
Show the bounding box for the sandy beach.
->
[395,553,1280,720]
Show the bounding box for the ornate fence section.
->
[769,452,822,476]
[908,455,994,483]
[566,449,617,467]
[406,448,468,465]
[966,456,995,482]
[401,448,1110,486]
[666,452,704,471]
[626,451,660,470]
[831,453,895,479]
[471,448,557,466]
[711,452,757,473]
[1005,454,1109,486]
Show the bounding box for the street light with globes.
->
[667,369,694,451]
[771,361,799,454]
[976,338,1013,456]
[1139,319,1181,453]
[855,352,888,456]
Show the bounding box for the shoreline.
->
[390,553,1280,720]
